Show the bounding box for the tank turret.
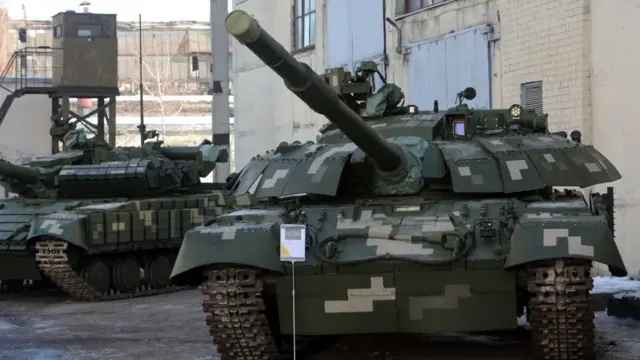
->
[0,138,229,199]
[57,140,229,198]
[226,10,425,195]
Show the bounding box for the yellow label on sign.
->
[280,243,291,258]
[279,224,306,262]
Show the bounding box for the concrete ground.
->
[0,289,638,360]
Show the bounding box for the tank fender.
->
[171,219,285,280]
[26,213,89,250]
[504,213,627,276]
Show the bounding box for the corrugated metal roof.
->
[80,115,236,133]
[7,20,212,57]
[8,19,210,30]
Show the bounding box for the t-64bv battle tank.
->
[170,10,626,360]
[0,129,236,300]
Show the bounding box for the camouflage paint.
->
[172,194,623,335]
[173,10,624,360]
[0,131,230,285]
[28,192,233,254]
[0,198,84,280]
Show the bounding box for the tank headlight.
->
[509,104,522,118]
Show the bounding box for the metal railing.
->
[0,47,61,92]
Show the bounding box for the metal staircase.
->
[0,93,17,127]
[0,47,55,128]
[0,52,21,127]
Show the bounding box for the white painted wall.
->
[0,88,52,198]
[387,0,590,138]
[386,0,500,106]
[495,0,591,141]
[591,0,640,277]
[231,0,326,168]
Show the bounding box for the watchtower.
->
[51,11,117,88]
[0,10,120,153]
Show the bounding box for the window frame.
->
[291,0,316,54]
[402,0,450,15]
[75,24,104,38]
[53,25,63,38]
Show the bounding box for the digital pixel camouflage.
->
[0,132,233,300]
[169,10,625,360]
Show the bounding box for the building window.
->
[76,24,103,38]
[292,0,316,53]
[53,25,63,38]
[404,0,449,13]
[521,81,543,115]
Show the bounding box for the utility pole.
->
[210,0,230,182]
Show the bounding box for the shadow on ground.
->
[0,290,638,360]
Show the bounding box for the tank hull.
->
[173,192,620,360]
[181,9,625,360]
[0,198,78,284]
[0,253,41,280]
[0,192,236,300]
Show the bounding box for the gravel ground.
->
[0,289,638,360]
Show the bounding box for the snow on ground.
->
[593,276,640,299]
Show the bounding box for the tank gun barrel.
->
[159,142,229,178]
[159,147,204,161]
[159,143,229,163]
[225,10,402,173]
[0,159,41,185]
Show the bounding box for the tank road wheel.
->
[111,257,141,293]
[144,255,172,288]
[202,268,280,360]
[526,259,594,360]
[80,259,111,294]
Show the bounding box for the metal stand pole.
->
[292,262,297,360]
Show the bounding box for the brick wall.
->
[496,0,592,142]
[0,9,7,71]
[389,0,592,140]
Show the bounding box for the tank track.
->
[34,238,192,301]
[202,267,281,360]
[527,259,594,360]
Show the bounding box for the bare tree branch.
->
[129,32,190,138]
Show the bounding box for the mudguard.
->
[504,213,627,276]
[27,212,89,250]
[170,209,286,279]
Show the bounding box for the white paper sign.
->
[279,224,306,262]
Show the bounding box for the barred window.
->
[292,0,316,52]
[404,0,449,13]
